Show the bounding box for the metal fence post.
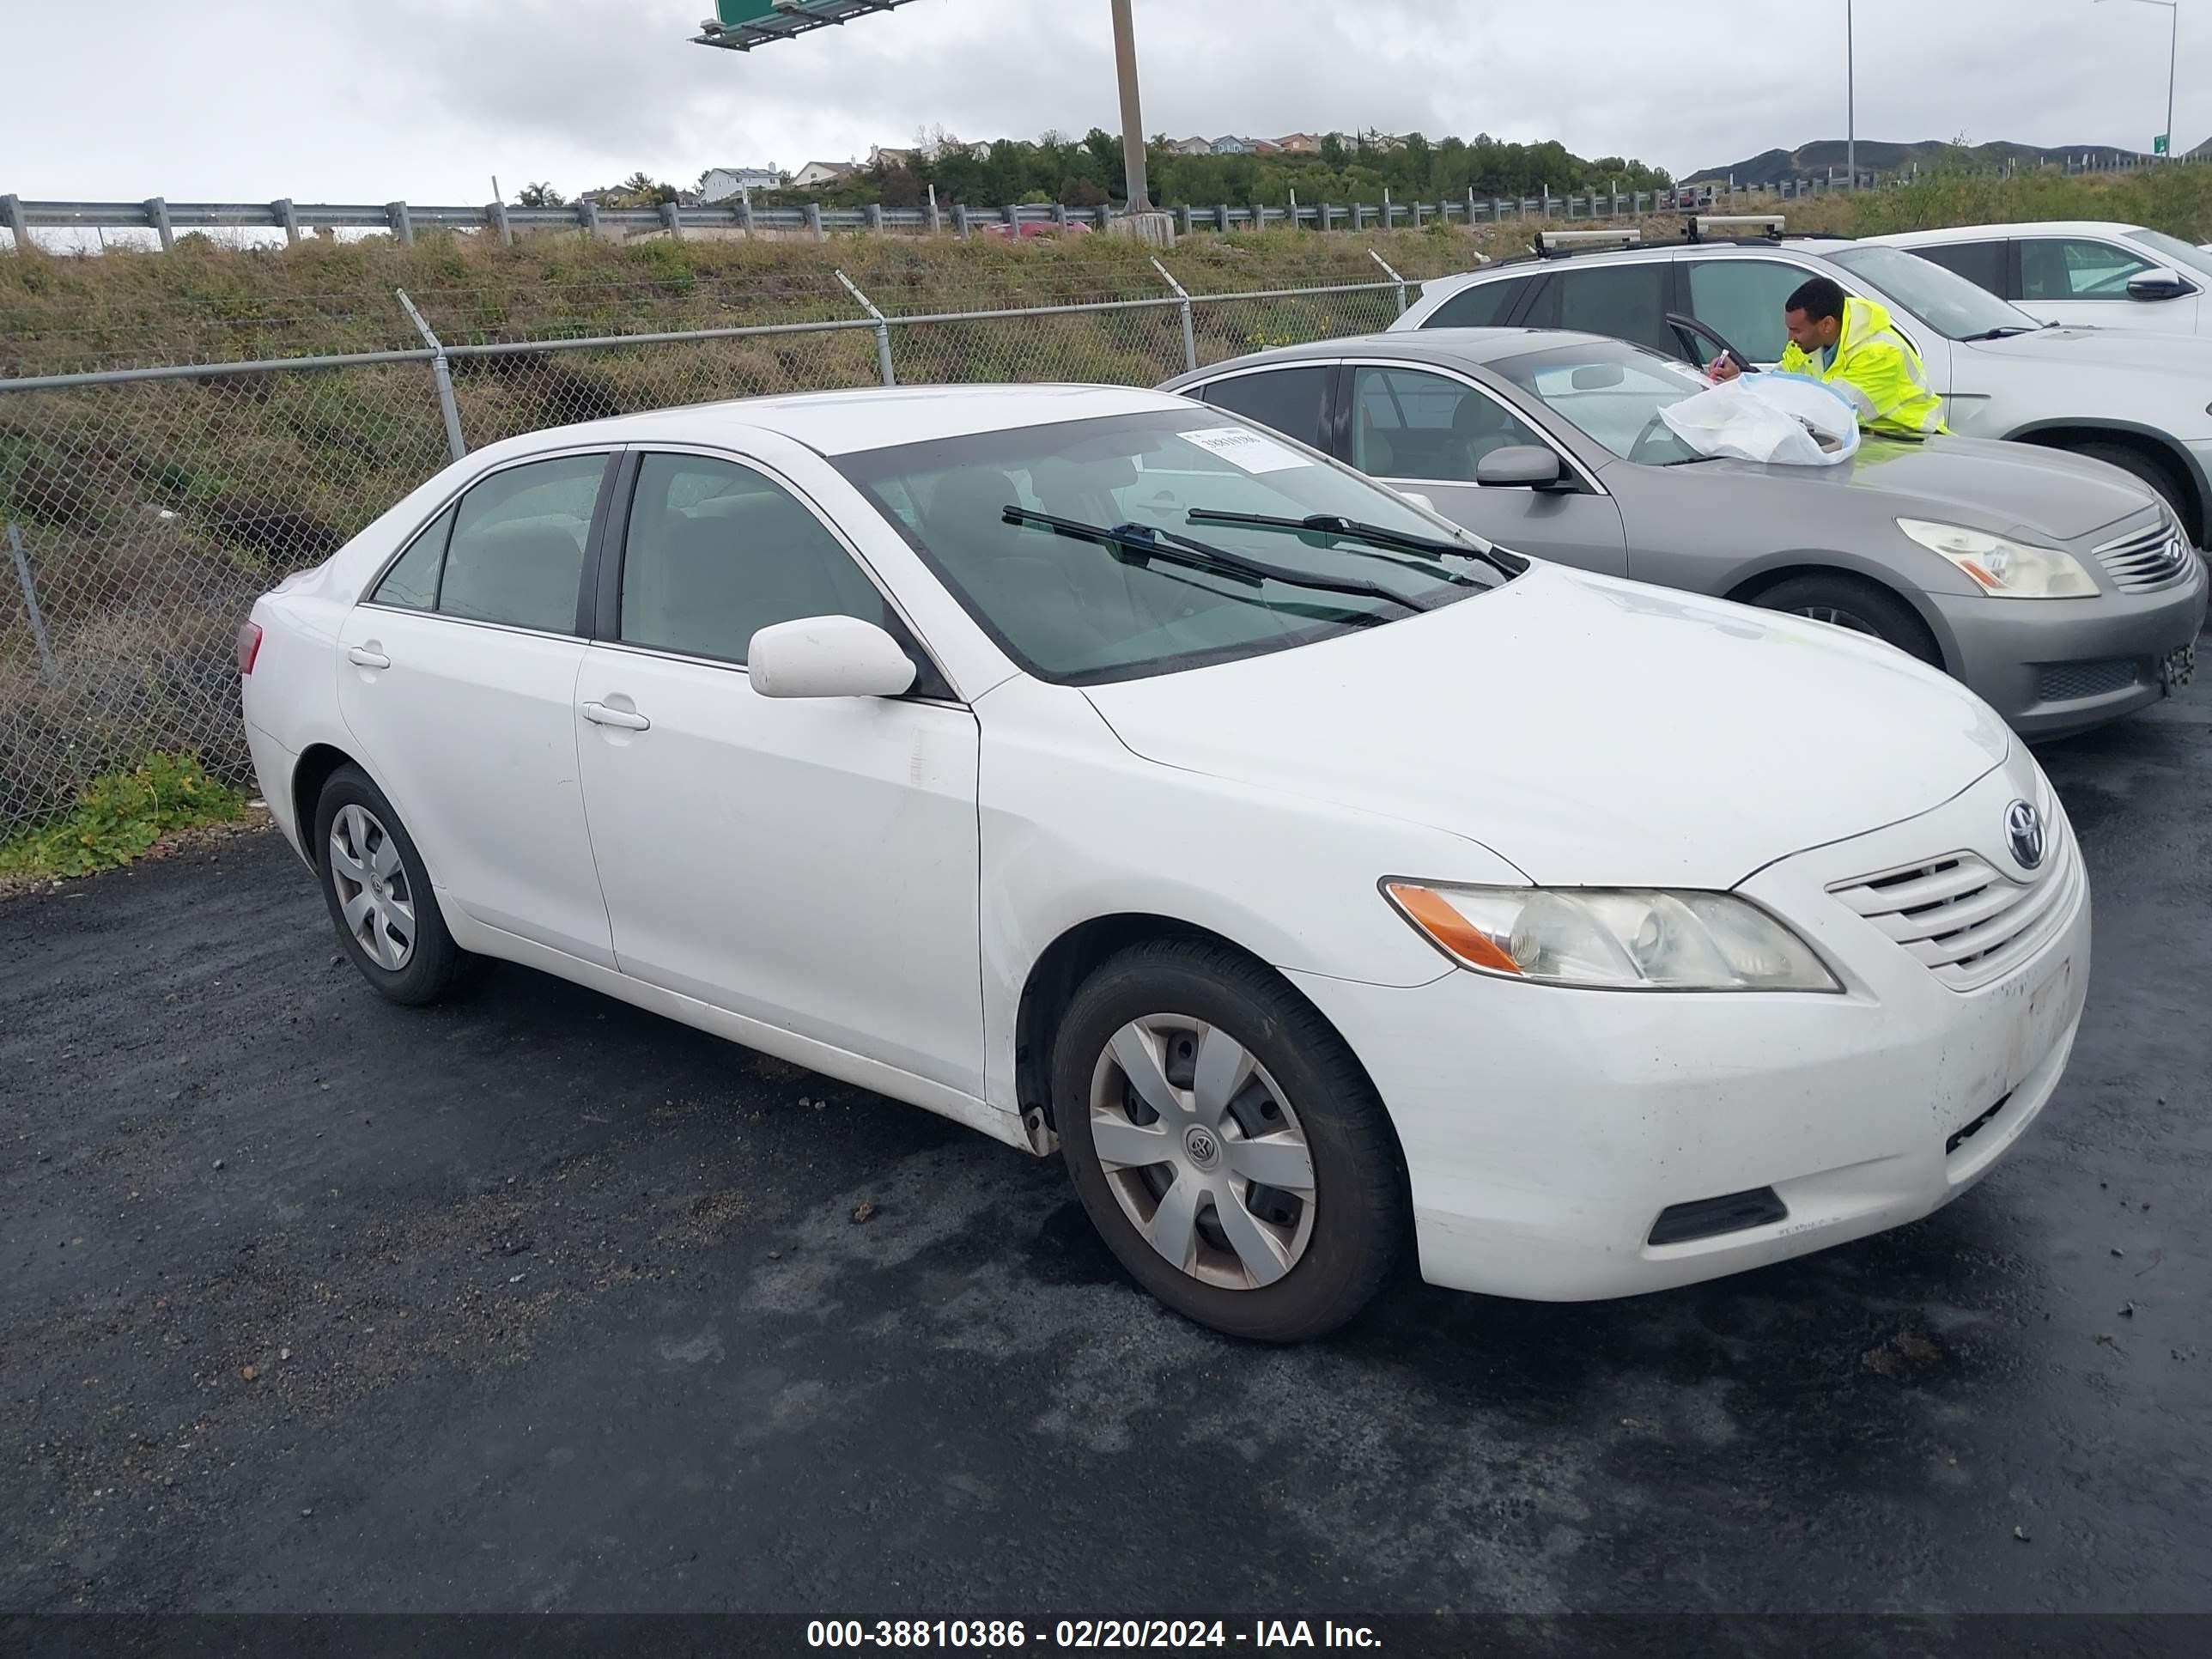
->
[954,204,970,238]
[1152,258,1197,374]
[489,199,514,246]
[578,199,601,237]
[836,270,897,387]
[1217,203,1231,233]
[661,201,685,240]
[396,289,466,463]
[145,197,174,251]
[386,201,414,245]
[927,185,941,234]
[1318,200,1333,232]
[1369,249,1408,316]
[273,198,301,246]
[1177,204,1194,236]
[805,203,824,242]
[1,195,27,251]
[4,522,56,680]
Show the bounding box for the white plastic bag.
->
[1659,373,1862,468]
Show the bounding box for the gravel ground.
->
[3,667,2208,1620]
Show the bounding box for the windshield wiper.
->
[999,507,1437,613]
[1183,507,1528,580]
[1959,326,2034,341]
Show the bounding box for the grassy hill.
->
[1686,138,2161,187]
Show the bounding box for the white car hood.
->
[1968,322,2212,386]
[1081,566,2011,890]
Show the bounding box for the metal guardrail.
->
[3,185,1759,249]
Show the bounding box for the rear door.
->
[337,449,618,965]
[1343,363,1627,574]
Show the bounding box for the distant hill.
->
[1685,138,2154,186]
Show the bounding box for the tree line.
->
[520,129,1674,216]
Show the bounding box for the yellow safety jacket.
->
[1778,295,1948,438]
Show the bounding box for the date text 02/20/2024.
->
[805,1620,1381,1649]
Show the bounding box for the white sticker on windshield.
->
[1182,425,1312,474]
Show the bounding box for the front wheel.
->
[1750,573,1942,667]
[1051,940,1404,1342]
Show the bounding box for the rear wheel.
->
[313,765,484,1006]
[1749,573,1942,667]
[1051,940,1403,1342]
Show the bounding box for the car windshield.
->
[1826,244,2044,339]
[833,408,1509,684]
[2124,228,2212,282]
[1486,341,1711,465]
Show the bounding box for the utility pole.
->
[1110,0,1150,210]
[1845,0,1856,188]
[2095,0,2180,160]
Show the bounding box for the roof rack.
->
[1686,214,1786,242]
[1533,228,1642,258]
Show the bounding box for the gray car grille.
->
[1827,819,2081,991]
[2036,659,2140,703]
[2094,519,2193,592]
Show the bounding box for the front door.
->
[1343,364,1628,574]
[337,449,617,964]
[572,448,985,1096]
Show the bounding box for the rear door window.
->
[1522,264,1674,354]
[1196,366,1332,449]
[1911,240,2008,298]
[435,454,607,634]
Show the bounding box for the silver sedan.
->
[1164,330,2206,740]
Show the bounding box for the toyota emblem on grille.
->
[2005,800,2047,871]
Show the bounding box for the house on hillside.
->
[1170,136,1212,156]
[698,166,782,202]
[790,160,858,189]
[869,146,919,170]
[1210,135,1255,155]
[1249,138,1282,155]
[1274,132,1322,154]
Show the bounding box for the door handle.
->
[580,701,651,732]
[346,647,391,669]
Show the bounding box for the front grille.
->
[1828,818,2081,991]
[2036,658,2140,703]
[2093,518,2192,592]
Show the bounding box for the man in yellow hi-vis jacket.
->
[1710,275,1948,438]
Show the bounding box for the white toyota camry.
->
[238,385,2090,1341]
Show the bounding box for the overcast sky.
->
[9,0,2202,202]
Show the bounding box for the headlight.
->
[1898,519,2097,599]
[1383,881,1840,992]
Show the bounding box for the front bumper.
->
[1929,555,2207,740]
[1292,758,2090,1302]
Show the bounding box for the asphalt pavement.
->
[3,664,2209,1622]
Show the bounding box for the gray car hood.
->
[1681,434,2158,544]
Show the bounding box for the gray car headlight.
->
[1383,882,1840,992]
[1898,519,2098,599]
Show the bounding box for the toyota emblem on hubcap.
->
[2004,800,2046,871]
[1183,1127,1220,1169]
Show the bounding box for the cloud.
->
[6,0,2200,200]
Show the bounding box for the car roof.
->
[1865,221,2153,245]
[499,383,1191,459]
[1172,327,1644,378]
[1414,238,1850,299]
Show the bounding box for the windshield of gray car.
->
[2125,228,2212,283]
[1488,342,1711,465]
[832,409,1509,685]
[1826,245,2044,340]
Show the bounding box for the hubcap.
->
[328,804,416,972]
[1794,604,1881,638]
[1088,1015,1316,1291]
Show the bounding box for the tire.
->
[1051,940,1404,1343]
[1750,573,1942,667]
[313,764,485,1006]
[2066,441,2199,545]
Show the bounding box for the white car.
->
[1864,221,2210,337]
[238,386,2090,1341]
[1392,231,2212,547]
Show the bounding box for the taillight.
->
[236,619,263,676]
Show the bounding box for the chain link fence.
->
[0,269,1408,836]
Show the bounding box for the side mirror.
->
[2127,267,2191,301]
[1475,445,1567,490]
[748,616,918,700]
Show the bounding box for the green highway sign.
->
[698,0,924,52]
[2154,134,2170,155]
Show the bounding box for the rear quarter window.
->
[1423,276,1530,329]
